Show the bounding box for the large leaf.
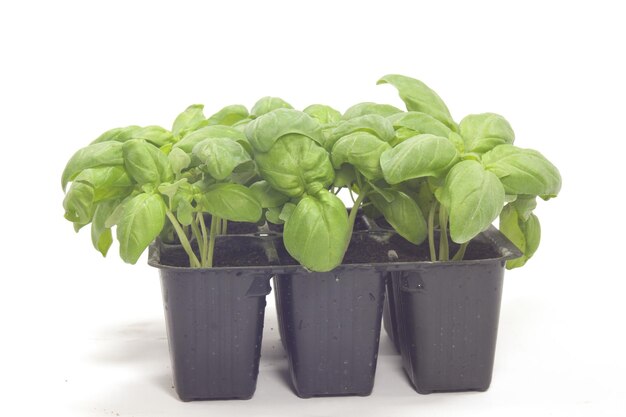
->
[380,134,459,184]
[331,132,391,180]
[254,134,334,197]
[377,74,457,130]
[250,96,293,117]
[303,104,342,125]
[172,104,207,137]
[90,126,141,144]
[249,180,290,208]
[283,190,349,272]
[387,111,452,139]
[499,204,541,269]
[199,183,262,222]
[173,125,248,153]
[63,181,95,225]
[482,144,561,197]
[342,102,402,120]
[91,199,118,256]
[245,109,323,152]
[73,166,132,202]
[439,160,505,243]
[327,114,395,149]
[130,126,175,147]
[207,104,249,126]
[61,141,124,191]
[370,190,427,244]
[123,139,173,185]
[459,113,515,153]
[192,138,251,180]
[117,193,167,264]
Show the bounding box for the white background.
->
[1,1,625,416]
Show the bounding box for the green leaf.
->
[245,109,323,152]
[199,183,262,222]
[251,96,293,117]
[117,193,167,264]
[387,111,452,138]
[500,205,541,269]
[303,104,342,125]
[63,182,95,225]
[254,134,334,197]
[380,134,459,184]
[176,199,194,226]
[74,166,132,202]
[192,138,251,180]
[459,113,515,153]
[377,74,457,130]
[249,180,290,208]
[90,126,141,144]
[327,114,395,149]
[123,139,174,185]
[370,190,427,244]
[279,202,296,223]
[168,147,191,175]
[283,190,349,272]
[172,104,207,138]
[207,104,249,126]
[130,126,175,147]
[91,200,118,256]
[266,206,283,224]
[342,102,402,120]
[512,195,537,221]
[62,141,124,191]
[331,132,391,180]
[173,125,248,153]
[439,160,505,243]
[333,164,356,188]
[482,145,562,197]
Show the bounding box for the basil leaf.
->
[254,134,334,197]
[207,104,249,126]
[331,132,391,180]
[192,138,251,180]
[249,180,290,208]
[63,182,95,225]
[174,125,248,153]
[377,74,457,130]
[91,200,118,256]
[172,104,207,138]
[439,160,505,243]
[62,141,124,191]
[74,166,132,202]
[250,96,293,118]
[303,104,342,125]
[90,126,141,144]
[283,190,349,272]
[342,102,402,120]
[459,113,515,153]
[265,206,283,224]
[482,144,562,197]
[130,126,175,147]
[327,114,395,149]
[199,183,262,222]
[380,134,459,184]
[370,190,427,244]
[117,193,167,264]
[123,139,173,185]
[245,109,323,152]
[387,111,452,138]
[500,205,541,269]
[168,147,191,175]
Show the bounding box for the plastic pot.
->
[148,237,273,401]
[383,226,521,394]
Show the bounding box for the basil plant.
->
[375,74,562,268]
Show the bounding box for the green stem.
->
[348,187,357,204]
[207,215,220,268]
[333,187,342,195]
[166,210,200,267]
[190,219,205,266]
[198,213,209,266]
[222,219,228,235]
[428,201,437,262]
[347,186,370,237]
[439,205,449,261]
[452,242,469,261]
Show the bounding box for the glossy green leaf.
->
[500,204,541,269]
[265,206,283,224]
[74,166,132,202]
[279,202,296,223]
[283,190,349,272]
[173,125,248,153]
[207,105,249,126]
[91,200,118,256]
[370,190,427,244]
[192,138,251,180]
[328,114,395,149]
[172,104,207,138]
[168,147,191,175]
[439,160,505,243]
[459,113,515,153]
[380,134,459,184]
[199,183,262,222]
[482,145,562,197]
[123,139,173,185]
[117,193,167,264]
[331,132,391,180]
[377,74,457,130]
[303,104,342,125]
[130,126,175,147]
[176,199,194,226]
[387,111,452,138]
[245,109,323,152]
[90,126,141,144]
[63,182,95,225]
[342,102,402,120]
[254,134,334,197]
[249,180,290,208]
[251,97,293,117]
[62,142,124,191]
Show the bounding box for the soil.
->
[388,233,501,262]
[158,237,271,267]
[267,211,370,234]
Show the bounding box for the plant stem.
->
[198,213,209,266]
[439,205,449,261]
[190,219,205,265]
[347,185,370,237]
[166,210,200,267]
[207,215,220,268]
[348,187,357,204]
[452,242,469,261]
[222,218,228,235]
[428,201,437,262]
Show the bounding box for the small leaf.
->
[172,104,207,137]
[439,160,505,243]
[192,138,251,180]
[63,182,95,225]
[459,113,515,153]
[173,125,248,153]
[380,134,459,184]
[176,199,194,226]
[342,102,402,120]
[279,202,296,223]
[245,109,323,152]
[168,147,191,175]
[500,205,541,269]
[207,104,249,126]
[331,132,391,180]
[303,104,342,125]
[283,190,349,272]
[370,190,427,244]
[199,183,262,222]
[377,74,457,130]
[123,139,174,185]
[266,206,284,224]
[117,193,167,264]
[91,200,118,256]
[512,195,537,221]
[249,180,290,208]
[333,165,356,188]
[482,144,562,197]
[62,141,124,191]
[251,96,293,117]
